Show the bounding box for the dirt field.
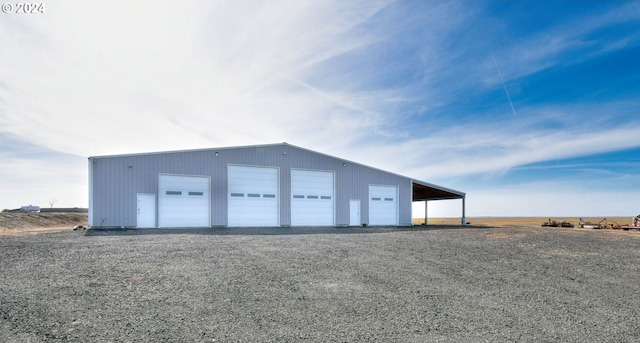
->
[2,212,635,235]
[1,223,639,342]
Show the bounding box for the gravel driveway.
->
[1,226,639,342]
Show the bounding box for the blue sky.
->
[1,1,639,217]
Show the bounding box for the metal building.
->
[88,143,465,228]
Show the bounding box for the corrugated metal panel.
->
[89,143,416,228]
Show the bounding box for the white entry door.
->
[137,193,156,228]
[349,199,361,226]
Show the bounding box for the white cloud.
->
[1,1,639,214]
[465,185,640,217]
[329,100,640,186]
[0,0,396,156]
[414,181,640,218]
[0,136,87,209]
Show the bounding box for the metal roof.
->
[412,179,465,201]
[89,142,465,202]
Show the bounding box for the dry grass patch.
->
[0,212,87,235]
[414,216,634,227]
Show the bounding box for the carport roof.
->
[412,180,465,201]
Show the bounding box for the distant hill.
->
[40,208,88,213]
[3,207,87,213]
[0,212,87,230]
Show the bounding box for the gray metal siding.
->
[89,144,414,228]
[335,163,412,226]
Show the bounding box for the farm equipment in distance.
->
[542,218,574,228]
[578,215,640,230]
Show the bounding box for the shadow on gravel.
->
[84,225,487,237]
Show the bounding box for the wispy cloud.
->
[0,133,86,208]
[0,1,639,213]
[481,2,640,86]
[0,0,397,154]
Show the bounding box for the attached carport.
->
[412,180,466,225]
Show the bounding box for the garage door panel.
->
[228,166,279,227]
[158,175,210,228]
[292,200,333,225]
[369,185,397,226]
[291,170,334,226]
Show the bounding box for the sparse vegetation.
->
[0,212,87,234]
[413,217,634,227]
[1,213,637,235]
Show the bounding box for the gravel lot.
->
[1,226,639,342]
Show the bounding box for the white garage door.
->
[291,169,334,226]
[369,185,398,226]
[228,165,279,227]
[158,174,210,228]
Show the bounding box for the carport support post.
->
[461,196,466,226]
[424,201,428,225]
